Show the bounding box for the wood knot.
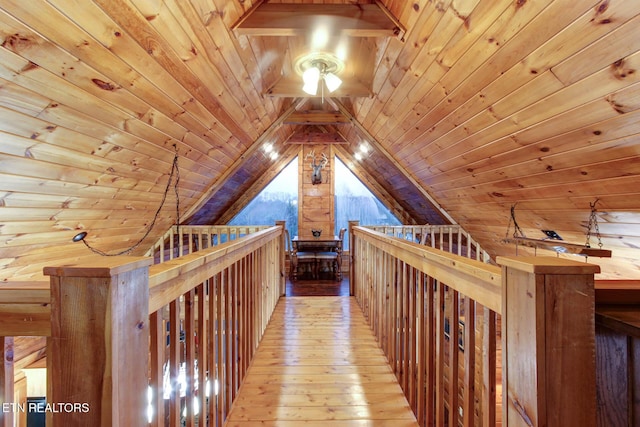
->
[92,78,116,91]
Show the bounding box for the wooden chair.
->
[314,228,346,281]
[289,232,317,280]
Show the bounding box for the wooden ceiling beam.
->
[284,111,350,125]
[265,79,372,98]
[232,3,405,39]
[286,131,347,144]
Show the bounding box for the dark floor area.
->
[285,277,350,297]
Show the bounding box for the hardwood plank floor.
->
[225,296,419,427]
[286,277,350,296]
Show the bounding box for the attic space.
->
[0,0,639,280]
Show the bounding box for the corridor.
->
[224,296,419,426]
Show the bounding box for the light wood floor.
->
[224,296,419,426]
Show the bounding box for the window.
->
[334,156,401,250]
[228,157,298,240]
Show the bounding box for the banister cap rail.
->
[148,226,282,313]
[353,226,502,313]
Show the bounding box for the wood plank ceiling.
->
[0,0,639,280]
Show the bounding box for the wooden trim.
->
[496,255,601,275]
[286,131,347,144]
[595,280,640,305]
[232,3,403,38]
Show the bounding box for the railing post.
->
[44,256,152,427]
[275,220,287,296]
[0,337,13,427]
[348,220,359,296]
[497,256,599,427]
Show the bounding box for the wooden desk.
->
[291,236,342,280]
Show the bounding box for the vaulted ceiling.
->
[0,0,639,280]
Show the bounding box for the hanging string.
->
[75,144,181,256]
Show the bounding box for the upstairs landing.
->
[225,296,419,426]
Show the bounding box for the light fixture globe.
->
[302,66,321,95]
[323,72,342,92]
[295,52,344,96]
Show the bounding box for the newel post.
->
[497,256,599,427]
[348,220,359,296]
[44,256,152,426]
[275,220,287,296]
[0,337,14,427]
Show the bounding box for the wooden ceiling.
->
[0,0,639,280]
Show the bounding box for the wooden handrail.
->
[0,228,285,336]
[7,224,285,426]
[351,225,501,425]
[366,224,491,262]
[148,226,282,313]
[354,225,502,313]
[0,281,50,336]
[351,224,599,427]
[145,224,271,261]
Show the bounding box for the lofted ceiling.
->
[0,0,639,280]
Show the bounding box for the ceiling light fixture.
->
[295,52,344,99]
[302,60,342,96]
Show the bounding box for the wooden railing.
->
[145,226,283,427]
[366,224,491,263]
[146,225,271,263]
[349,223,600,427]
[594,280,640,427]
[0,225,285,426]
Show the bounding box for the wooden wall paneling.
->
[552,6,640,86]
[366,0,475,138]
[355,0,441,123]
[402,24,639,176]
[0,7,240,161]
[435,154,640,204]
[405,55,640,178]
[471,110,640,183]
[0,108,214,205]
[0,129,165,186]
[384,0,546,150]
[147,0,273,126]
[428,128,640,195]
[297,144,334,238]
[0,65,230,176]
[413,0,636,149]
[65,0,255,144]
[595,324,630,427]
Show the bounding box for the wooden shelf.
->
[503,237,612,258]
